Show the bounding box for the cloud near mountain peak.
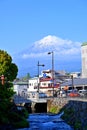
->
[13,35,82,77]
[21,35,81,59]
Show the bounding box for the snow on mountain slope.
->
[17,35,81,59]
[12,35,81,77]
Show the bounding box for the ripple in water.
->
[17,113,74,130]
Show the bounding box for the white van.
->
[79,89,87,97]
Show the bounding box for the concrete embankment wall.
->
[67,100,87,129]
[47,98,87,130]
[47,98,68,113]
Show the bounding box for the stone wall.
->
[47,98,87,130]
[47,98,68,113]
[66,100,87,130]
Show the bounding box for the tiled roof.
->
[61,78,87,86]
[13,81,28,85]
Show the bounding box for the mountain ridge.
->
[12,35,81,77]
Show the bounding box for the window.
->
[42,83,46,86]
[48,84,50,87]
[29,83,31,86]
[34,86,37,89]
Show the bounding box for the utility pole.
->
[37,61,45,98]
[48,51,54,97]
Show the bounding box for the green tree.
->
[0,83,29,128]
[0,50,18,81]
[0,50,29,128]
[22,73,31,81]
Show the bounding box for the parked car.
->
[68,90,80,97]
[59,90,66,97]
[79,89,87,97]
[39,93,47,98]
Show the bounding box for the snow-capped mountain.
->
[13,35,82,77]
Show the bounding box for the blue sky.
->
[0,0,87,77]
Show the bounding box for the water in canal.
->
[18,112,74,130]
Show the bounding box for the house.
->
[14,70,86,98]
[13,80,28,98]
[27,77,38,98]
[70,72,81,78]
[27,70,62,97]
[13,70,66,97]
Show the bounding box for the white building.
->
[27,70,60,97]
[81,42,87,78]
[13,70,67,98]
[13,81,28,98]
[27,77,39,99]
[28,77,38,92]
[70,72,81,78]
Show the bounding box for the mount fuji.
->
[13,35,82,77]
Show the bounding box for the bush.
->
[49,106,61,114]
[74,121,81,130]
[12,119,29,129]
[0,84,29,129]
[8,108,29,128]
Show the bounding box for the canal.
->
[17,113,74,130]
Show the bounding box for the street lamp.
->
[48,51,54,97]
[37,61,45,95]
[71,75,74,90]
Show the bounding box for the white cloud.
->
[22,52,47,59]
[21,35,81,59]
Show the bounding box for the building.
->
[70,72,81,78]
[27,77,38,98]
[13,70,69,98]
[61,78,87,90]
[27,77,38,92]
[14,70,84,98]
[81,42,87,78]
[27,70,66,97]
[13,81,28,98]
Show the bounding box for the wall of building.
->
[81,43,87,78]
[13,82,28,97]
[28,77,38,92]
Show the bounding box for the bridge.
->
[13,95,47,104]
[13,95,48,113]
[13,95,87,105]
[13,95,87,113]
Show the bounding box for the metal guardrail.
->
[13,95,31,104]
[13,94,87,105]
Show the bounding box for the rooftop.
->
[61,78,87,86]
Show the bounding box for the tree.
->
[0,83,29,128]
[0,50,18,81]
[22,73,31,81]
[0,50,29,129]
